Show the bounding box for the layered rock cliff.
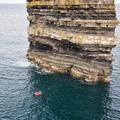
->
[27,0,118,82]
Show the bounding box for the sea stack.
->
[26,0,118,82]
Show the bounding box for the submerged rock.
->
[26,0,119,82]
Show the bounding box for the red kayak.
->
[34,91,43,96]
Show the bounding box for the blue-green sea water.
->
[0,4,120,120]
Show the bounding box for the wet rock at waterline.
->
[26,0,119,82]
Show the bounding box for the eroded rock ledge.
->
[27,0,118,82]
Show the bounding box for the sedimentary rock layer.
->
[27,0,118,82]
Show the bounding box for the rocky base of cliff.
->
[27,35,112,83]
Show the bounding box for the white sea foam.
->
[13,60,32,68]
[36,68,53,75]
[41,68,53,74]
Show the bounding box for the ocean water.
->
[0,4,120,120]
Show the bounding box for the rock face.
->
[27,0,118,82]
